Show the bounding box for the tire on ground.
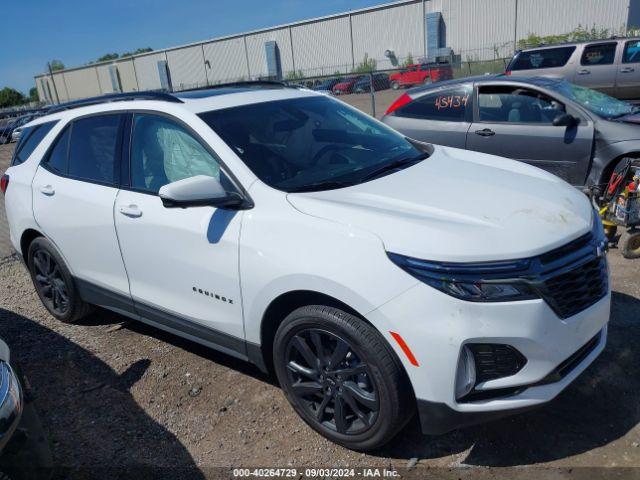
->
[273,305,415,451]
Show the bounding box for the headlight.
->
[387,252,538,302]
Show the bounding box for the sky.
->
[0,0,389,94]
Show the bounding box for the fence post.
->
[369,72,376,117]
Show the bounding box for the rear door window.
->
[12,121,57,166]
[622,40,640,63]
[67,114,122,185]
[510,46,576,70]
[581,43,617,66]
[394,85,472,122]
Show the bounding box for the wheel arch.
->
[598,150,640,186]
[259,290,364,374]
[19,228,44,260]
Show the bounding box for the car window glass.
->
[478,86,564,124]
[130,114,222,194]
[510,46,576,70]
[394,86,471,122]
[622,40,640,63]
[45,127,70,174]
[12,121,57,166]
[68,115,120,184]
[581,43,616,66]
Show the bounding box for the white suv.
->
[2,84,610,450]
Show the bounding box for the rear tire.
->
[273,305,414,451]
[390,81,399,90]
[27,237,92,323]
[621,230,640,259]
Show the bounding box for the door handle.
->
[118,204,142,218]
[620,67,635,73]
[577,69,591,75]
[474,128,495,137]
[40,185,55,196]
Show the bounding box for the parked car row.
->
[0,112,45,145]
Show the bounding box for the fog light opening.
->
[455,345,476,400]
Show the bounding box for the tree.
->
[0,87,26,108]
[402,53,415,68]
[517,24,612,50]
[121,47,153,58]
[29,87,39,103]
[352,53,377,73]
[97,53,119,62]
[48,60,65,71]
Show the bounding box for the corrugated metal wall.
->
[167,45,208,91]
[352,2,424,69]
[133,51,168,91]
[34,0,635,100]
[516,0,629,39]
[202,37,249,83]
[245,28,294,78]
[291,16,353,75]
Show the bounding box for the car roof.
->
[516,36,640,52]
[406,74,568,95]
[26,84,322,127]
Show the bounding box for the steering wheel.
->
[311,145,353,167]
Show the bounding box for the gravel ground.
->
[1,143,640,478]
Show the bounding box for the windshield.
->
[548,80,635,118]
[199,95,425,192]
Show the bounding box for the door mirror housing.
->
[158,175,250,209]
[552,113,578,127]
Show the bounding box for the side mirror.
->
[553,113,578,127]
[158,175,248,209]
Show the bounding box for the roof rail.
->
[47,91,182,114]
[180,80,296,93]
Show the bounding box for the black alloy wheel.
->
[27,237,92,323]
[32,249,70,316]
[284,328,379,435]
[273,305,414,450]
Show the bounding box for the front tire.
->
[390,81,399,90]
[273,305,414,451]
[27,237,92,323]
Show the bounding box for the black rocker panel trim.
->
[74,277,267,371]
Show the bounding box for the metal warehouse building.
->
[34,0,640,103]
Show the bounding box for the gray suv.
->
[507,38,640,99]
[382,75,640,188]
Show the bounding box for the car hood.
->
[597,116,640,143]
[287,146,593,262]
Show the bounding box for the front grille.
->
[467,344,527,383]
[539,256,608,319]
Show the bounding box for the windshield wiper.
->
[287,180,354,193]
[358,152,429,182]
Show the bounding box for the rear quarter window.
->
[394,86,472,122]
[510,46,576,71]
[11,121,57,166]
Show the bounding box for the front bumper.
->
[366,281,610,434]
[0,361,24,451]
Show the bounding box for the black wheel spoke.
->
[333,396,348,433]
[343,381,378,410]
[328,339,350,368]
[291,381,323,397]
[336,364,368,377]
[287,361,317,379]
[291,335,320,370]
[342,388,370,425]
[316,394,331,421]
[309,331,327,366]
[31,248,70,316]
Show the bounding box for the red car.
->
[331,76,363,95]
[389,63,453,89]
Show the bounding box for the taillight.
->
[504,70,512,76]
[385,92,412,116]
[0,175,8,195]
